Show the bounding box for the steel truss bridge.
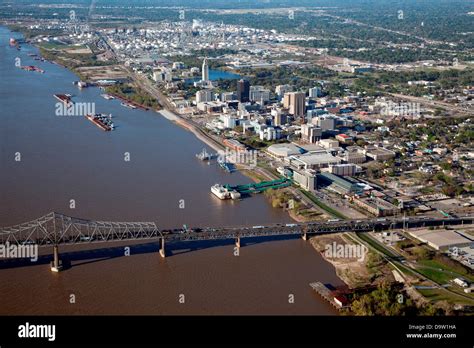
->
[0,212,161,246]
[0,212,473,270]
[1,212,473,246]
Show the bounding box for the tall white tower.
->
[202,58,209,82]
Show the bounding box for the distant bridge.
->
[1,212,473,272]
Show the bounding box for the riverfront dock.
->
[211,178,292,200]
[224,178,291,195]
[309,282,350,311]
[109,93,150,111]
[196,148,217,161]
[218,159,235,173]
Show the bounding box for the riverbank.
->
[105,84,160,110]
[172,116,224,153]
[309,233,394,289]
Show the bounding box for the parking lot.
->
[448,245,474,270]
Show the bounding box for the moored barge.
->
[53,94,73,106]
[85,113,115,131]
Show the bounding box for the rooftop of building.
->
[297,143,326,153]
[318,172,363,192]
[291,152,340,166]
[409,229,473,249]
[337,133,350,138]
[357,196,398,211]
[267,143,305,157]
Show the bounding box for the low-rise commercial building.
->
[293,169,317,192]
[319,139,340,149]
[288,152,340,170]
[328,163,357,176]
[365,146,396,161]
[341,150,366,164]
[408,229,473,251]
[318,172,364,195]
[352,197,401,217]
[223,138,246,151]
[197,101,225,113]
[336,133,354,145]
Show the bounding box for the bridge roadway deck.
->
[0,212,472,247]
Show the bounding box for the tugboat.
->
[53,94,73,106]
[20,65,44,73]
[121,102,137,109]
[76,81,88,89]
[101,94,115,100]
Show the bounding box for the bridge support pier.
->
[235,237,241,248]
[302,232,308,241]
[159,238,166,258]
[50,245,63,273]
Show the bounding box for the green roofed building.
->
[318,172,364,195]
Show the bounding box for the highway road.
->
[387,92,472,117]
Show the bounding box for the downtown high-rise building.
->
[249,86,270,103]
[202,58,209,82]
[196,89,213,103]
[312,114,336,131]
[284,92,306,118]
[301,124,322,144]
[237,79,250,103]
[275,84,293,98]
[309,87,322,98]
[271,108,287,126]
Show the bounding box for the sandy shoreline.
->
[310,234,375,289]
